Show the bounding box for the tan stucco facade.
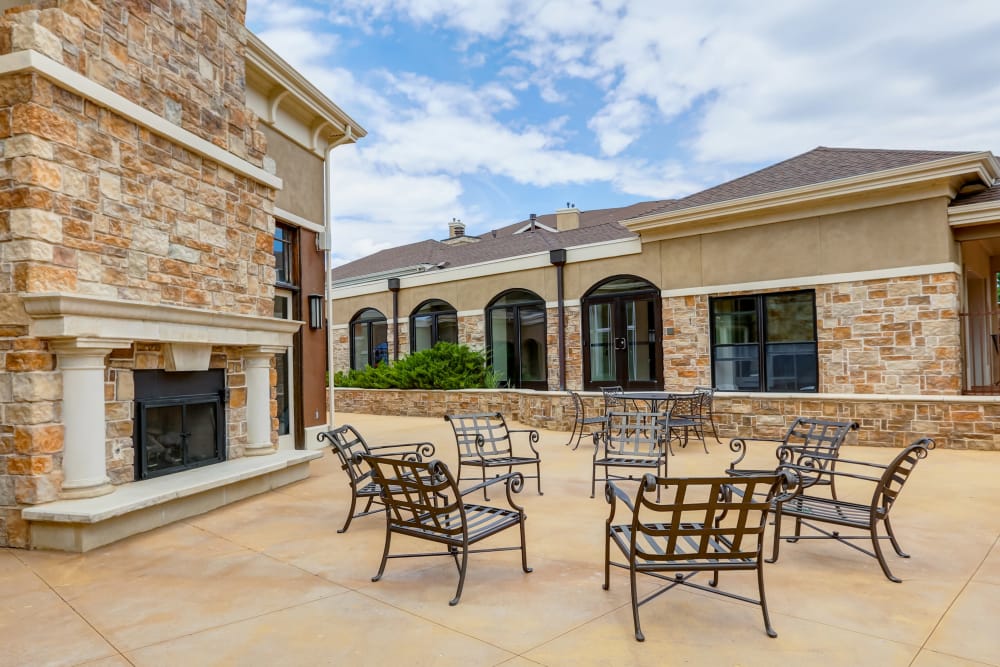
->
[262,125,325,225]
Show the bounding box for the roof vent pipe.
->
[529,213,537,232]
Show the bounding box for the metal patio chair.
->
[363,453,531,605]
[770,438,935,582]
[604,473,791,641]
[592,411,667,498]
[693,386,722,443]
[317,424,435,533]
[444,412,542,499]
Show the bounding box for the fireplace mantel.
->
[21,293,301,347]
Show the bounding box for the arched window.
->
[410,299,458,352]
[486,289,547,390]
[349,308,388,369]
[582,276,661,391]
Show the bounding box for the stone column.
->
[244,347,284,456]
[51,339,129,499]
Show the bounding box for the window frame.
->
[273,222,297,290]
[485,289,548,391]
[349,308,388,370]
[408,299,458,353]
[709,289,819,393]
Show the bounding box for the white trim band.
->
[22,293,301,347]
[0,50,282,189]
[274,207,324,234]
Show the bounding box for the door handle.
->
[614,337,626,351]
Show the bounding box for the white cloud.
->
[249,0,1000,267]
[328,145,467,265]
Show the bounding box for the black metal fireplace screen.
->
[134,370,227,480]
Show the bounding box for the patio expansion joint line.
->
[905,531,1000,667]
[13,551,136,665]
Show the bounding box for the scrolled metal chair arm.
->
[509,428,541,457]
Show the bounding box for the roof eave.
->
[245,32,367,143]
[624,151,1000,234]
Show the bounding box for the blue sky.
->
[245,0,1000,267]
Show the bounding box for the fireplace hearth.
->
[134,370,227,480]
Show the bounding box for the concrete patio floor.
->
[2,412,999,666]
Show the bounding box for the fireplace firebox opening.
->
[134,369,227,480]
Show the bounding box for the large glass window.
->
[410,299,458,352]
[710,290,818,392]
[582,276,661,391]
[486,289,547,390]
[350,308,388,369]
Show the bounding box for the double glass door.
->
[584,278,660,391]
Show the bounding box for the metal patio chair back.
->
[600,385,625,413]
[591,411,666,498]
[693,386,721,443]
[727,417,859,498]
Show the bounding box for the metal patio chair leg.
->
[372,523,393,582]
[884,516,909,557]
[519,518,532,573]
[871,524,902,583]
[757,560,777,638]
[450,544,470,606]
[629,564,644,642]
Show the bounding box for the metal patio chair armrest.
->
[367,441,437,461]
[604,479,637,514]
[727,436,785,470]
[472,432,493,464]
[460,471,527,510]
[508,428,541,458]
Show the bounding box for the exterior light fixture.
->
[308,294,324,329]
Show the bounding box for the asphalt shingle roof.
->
[330,200,669,282]
[628,147,978,219]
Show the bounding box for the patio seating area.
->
[2,411,999,666]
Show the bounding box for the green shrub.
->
[333,342,495,390]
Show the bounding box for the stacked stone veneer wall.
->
[0,2,277,547]
[662,273,962,394]
[458,313,484,353]
[334,388,1000,451]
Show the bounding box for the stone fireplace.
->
[0,1,361,551]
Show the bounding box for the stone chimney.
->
[448,218,466,239]
[556,203,580,231]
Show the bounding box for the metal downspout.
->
[324,126,354,430]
